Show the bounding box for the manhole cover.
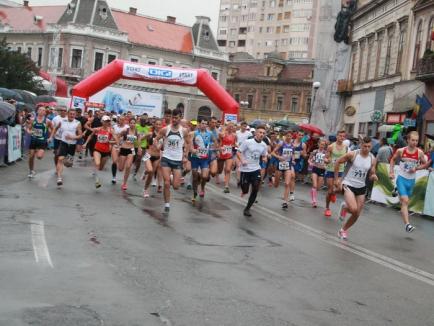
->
[23,305,103,326]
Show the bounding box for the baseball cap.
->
[190,120,198,126]
[101,115,111,121]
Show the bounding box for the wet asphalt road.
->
[1,156,434,326]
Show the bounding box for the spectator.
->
[376,137,393,163]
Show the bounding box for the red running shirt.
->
[94,128,112,153]
[219,133,236,160]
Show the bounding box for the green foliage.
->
[0,37,45,94]
[375,163,394,196]
[409,176,428,213]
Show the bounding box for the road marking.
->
[30,221,54,268]
[207,184,434,287]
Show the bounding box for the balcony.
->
[416,55,434,81]
[336,79,353,96]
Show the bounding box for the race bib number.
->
[279,161,290,170]
[223,145,232,155]
[127,135,136,143]
[315,153,325,164]
[142,152,151,162]
[197,148,209,159]
[282,148,292,158]
[167,139,179,149]
[32,129,43,138]
[403,161,417,172]
[351,169,367,180]
[294,151,301,160]
[250,153,260,161]
[97,134,109,143]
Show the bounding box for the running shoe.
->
[282,202,288,209]
[121,184,127,191]
[223,187,230,194]
[243,209,252,217]
[330,194,337,203]
[324,208,332,217]
[289,194,295,201]
[339,202,347,222]
[151,179,157,187]
[164,206,170,213]
[192,194,197,203]
[28,170,36,178]
[56,177,63,186]
[95,179,102,189]
[338,228,348,240]
[186,184,192,190]
[157,186,163,193]
[199,191,205,198]
[143,189,150,198]
[111,177,117,184]
[405,224,415,233]
[312,201,317,208]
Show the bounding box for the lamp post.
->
[309,81,321,123]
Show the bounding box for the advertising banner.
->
[423,173,434,217]
[71,96,86,110]
[123,63,198,85]
[7,125,22,163]
[90,87,163,117]
[371,163,430,215]
[224,114,238,124]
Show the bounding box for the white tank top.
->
[342,150,373,189]
[60,119,80,145]
[113,124,129,135]
[163,126,184,161]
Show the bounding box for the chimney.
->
[129,7,137,15]
[166,16,176,24]
[23,0,29,6]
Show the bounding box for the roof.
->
[230,62,313,82]
[0,5,65,31]
[111,9,193,54]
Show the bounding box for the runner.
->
[308,139,327,208]
[208,116,220,180]
[26,106,53,178]
[155,108,190,214]
[143,118,163,197]
[272,130,295,209]
[237,125,268,217]
[389,131,427,232]
[334,137,377,240]
[74,108,87,159]
[51,106,67,166]
[133,114,151,180]
[324,130,348,217]
[218,122,237,193]
[50,108,82,187]
[85,115,115,188]
[118,118,144,191]
[111,115,129,184]
[292,131,307,190]
[236,121,253,185]
[84,109,103,157]
[267,131,281,187]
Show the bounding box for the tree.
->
[0,37,45,94]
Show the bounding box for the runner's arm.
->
[324,144,332,164]
[237,142,247,165]
[334,152,353,179]
[416,150,428,170]
[183,130,191,161]
[389,149,402,179]
[271,144,283,161]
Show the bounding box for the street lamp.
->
[309,81,321,123]
[240,100,249,121]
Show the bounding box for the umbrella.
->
[13,90,37,112]
[273,120,299,131]
[299,123,324,136]
[249,119,267,127]
[36,95,57,105]
[0,101,16,124]
[0,88,24,103]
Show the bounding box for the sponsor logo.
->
[125,65,142,74]
[149,68,173,78]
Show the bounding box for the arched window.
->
[427,16,434,51]
[197,106,211,122]
[413,20,423,69]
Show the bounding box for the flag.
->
[418,94,433,119]
[412,95,421,119]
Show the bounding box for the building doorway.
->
[197,106,211,122]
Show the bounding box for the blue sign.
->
[403,119,416,128]
[149,68,172,78]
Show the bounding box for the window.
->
[345,123,354,136]
[49,47,63,68]
[266,66,271,76]
[284,11,291,19]
[358,122,367,135]
[219,29,227,35]
[279,0,284,6]
[220,15,227,22]
[211,71,219,80]
[277,96,283,111]
[37,47,43,66]
[130,57,139,63]
[229,41,236,47]
[427,17,434,51]
[57,48,63,69]
[234,94,240,103]
[358,40,365,82]
[71,48,82,68]
[291,96,298,113]
[107,54,117,64]
[283,25,289,33]
[267,14,274,21]
[231,16,238,23]
[365,37,374,80]
[17,46,22,53]
[269,0,276,7]
[266,26,273,33]
[147,59,157,65]
[94,51,104,71]
[165,62,173,67]
[413,21,423,70]
[247,94,253,108]
[218,40,227,46]
[278,13,283,20]
[375,31,384,78]
[383,28,394,76]
[262,95,268,109]
[260,14,264,21]
[276,26,281,34]
[396,23,407,73]
[239,27,247,34]
[350,51,357,82]
[306,96,312,113]
[26,47,32,58]
[238,40,246,47]
[230,28,237,35]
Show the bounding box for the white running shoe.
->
[28,170,36,178]
[289,194,295,201]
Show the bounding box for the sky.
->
[13,0,221,33]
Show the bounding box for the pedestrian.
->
[238,125,268,217]
[335,136,377,240]
[389,131,427,233]
[376,137,393,164]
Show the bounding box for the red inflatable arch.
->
[72,59,239,121]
